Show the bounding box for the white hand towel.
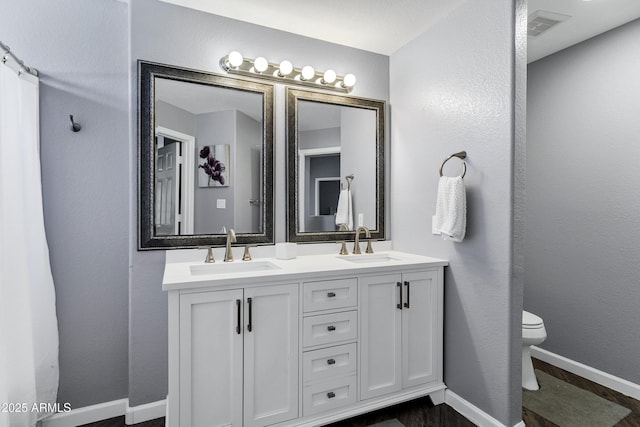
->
[335,189,353,231]
[433,176,466,242]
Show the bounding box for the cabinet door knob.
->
[327,325,336,331]
[327,292,336,298]
[327,392,336,399]
[327,358,336,365]
[397,282,403,310]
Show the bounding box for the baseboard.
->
[125,399,166,424]
[41,399,127,427]
[40,398,166,426]
[445,390,524,427]
[531,346,640,401]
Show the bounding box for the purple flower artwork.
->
[198,144,230,187]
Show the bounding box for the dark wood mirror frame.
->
[286,87,385,243]
[138,60,274,250]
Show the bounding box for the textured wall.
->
[389,0,525,425]
[3,0,129,408]
[526,19,640,384]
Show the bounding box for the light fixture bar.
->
[220,52,356,93]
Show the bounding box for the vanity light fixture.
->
[219,51,356,93]
[300,65,315,81]
[322,69,337,84]
[278,60,294,77]
[253,56,269,73]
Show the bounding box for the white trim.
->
[39,398,167,427]
[445,390,524,427]
[125,399,167,424]
[156,126,195,235]
[531,346,640,400]
[41,399,127,427]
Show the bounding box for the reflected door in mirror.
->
[155,136,180,235]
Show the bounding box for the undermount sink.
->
[190,260,281,276]
[337,254,402,264]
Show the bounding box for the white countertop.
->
[162,250,448,291]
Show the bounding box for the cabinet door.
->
[244,284,299,427]
[402,270,441,388]
[360,274,402,400]
[180,289,243,427]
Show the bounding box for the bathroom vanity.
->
[163,251,447,427]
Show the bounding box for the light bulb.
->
[301,65,315,81]
[254,56,269,73]
[342,73,356,88]
[228,51,244,68]
[322,69,337,84]
[279,60,293,76]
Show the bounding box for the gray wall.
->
[299,127,340,150]
[389,0,526,425]
[194,110,235,234]
[526,19,640,384]
[234,111,261,232]
[340,107,376,229]
[3,0,130,408]
[155,100,196,136]
[129,0,389,406]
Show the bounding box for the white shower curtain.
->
[0,58,59,426]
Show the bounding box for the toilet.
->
[522,310,547,390]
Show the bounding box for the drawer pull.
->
[327,358,336,365]
[327,325,336,332]
[327,392,336,399]
[327,292,336,298]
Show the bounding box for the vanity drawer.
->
[303,278,357,313]
[303,375,357,416]
[303,311,357,348]
[303,343,356,383]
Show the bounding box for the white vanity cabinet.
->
[360,270,443,400]
[173,283,298,427]
[164,251,446,427]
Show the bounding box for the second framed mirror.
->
[286,87,385,243]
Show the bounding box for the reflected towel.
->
[335,189,353,231]
[433,176,466,242]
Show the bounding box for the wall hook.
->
[69,115,81,132]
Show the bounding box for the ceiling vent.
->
[528,10,571,38]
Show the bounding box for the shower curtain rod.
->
[1,40,38,77]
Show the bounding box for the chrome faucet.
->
[353,226,371,254]
[224,228,237,262]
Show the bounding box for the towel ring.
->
[439,151,467,178]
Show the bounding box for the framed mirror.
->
[286,87,385,243]
[138,61,274,249]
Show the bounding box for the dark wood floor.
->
[81,358,640,427]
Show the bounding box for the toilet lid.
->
[522,310,543,328]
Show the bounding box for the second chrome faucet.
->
[353,226,374,254]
